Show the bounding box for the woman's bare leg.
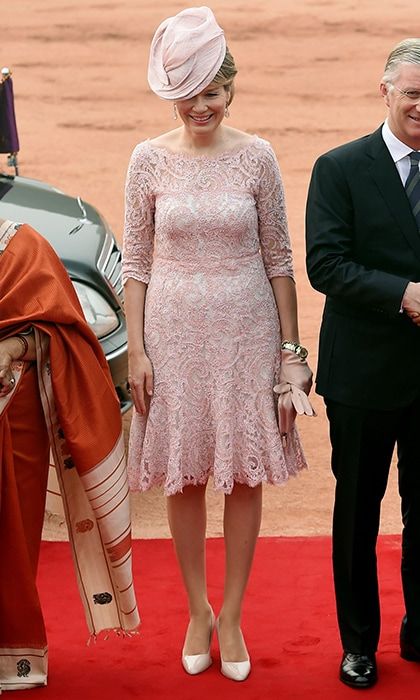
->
[218,483,262,661]
[167,483,213,654]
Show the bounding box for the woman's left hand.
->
[274,350,315,444]
[279,350,313,394]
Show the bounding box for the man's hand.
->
[402,282,420,326]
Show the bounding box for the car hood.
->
[0,173,107,277]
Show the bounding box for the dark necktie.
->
[405,151,420,230]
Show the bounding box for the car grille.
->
[97,236,124,308]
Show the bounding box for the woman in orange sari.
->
[0,219,139,693]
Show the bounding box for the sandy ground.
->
[3,0,415,539]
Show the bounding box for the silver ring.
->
[9,377,15,386]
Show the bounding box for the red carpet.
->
[8,536,420,699]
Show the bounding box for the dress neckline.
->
[145,134,260,161]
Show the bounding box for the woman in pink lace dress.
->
[122,7,312,682]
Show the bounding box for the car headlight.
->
[72,281,119,338]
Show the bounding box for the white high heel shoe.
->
[220,657,251,682]
[182,610,215,675]
[216,619,251,682]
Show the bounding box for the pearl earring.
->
[224,104,230,118]
[173,103,178,120]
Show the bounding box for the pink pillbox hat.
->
[148,6,226,100]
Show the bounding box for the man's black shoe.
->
[339,652,377,689]
[400,618,420,662]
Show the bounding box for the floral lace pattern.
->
[122,137,307,494]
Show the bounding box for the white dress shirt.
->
[382,119,420,184]
[381,120,420,310]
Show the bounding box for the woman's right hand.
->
[128,351,154,415]
[0,339,18,397]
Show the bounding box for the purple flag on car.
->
[0,71,20,154]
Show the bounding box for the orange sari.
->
[0,223,139,693]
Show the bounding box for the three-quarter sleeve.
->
[122,143,155,285]
[256,143,294,280]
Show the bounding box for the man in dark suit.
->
[306,38,420,689]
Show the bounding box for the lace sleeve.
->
[122,143,155,285]
[256,142,294,280]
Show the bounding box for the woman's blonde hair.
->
[212,47,237,105]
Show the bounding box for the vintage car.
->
[0,69,131,412]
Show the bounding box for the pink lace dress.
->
[122,136,307,495]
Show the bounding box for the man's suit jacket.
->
[306,126,420,410]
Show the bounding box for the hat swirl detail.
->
[148,6,226,100]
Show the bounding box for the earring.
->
[173,103,178,120]
[224,104,230,118]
